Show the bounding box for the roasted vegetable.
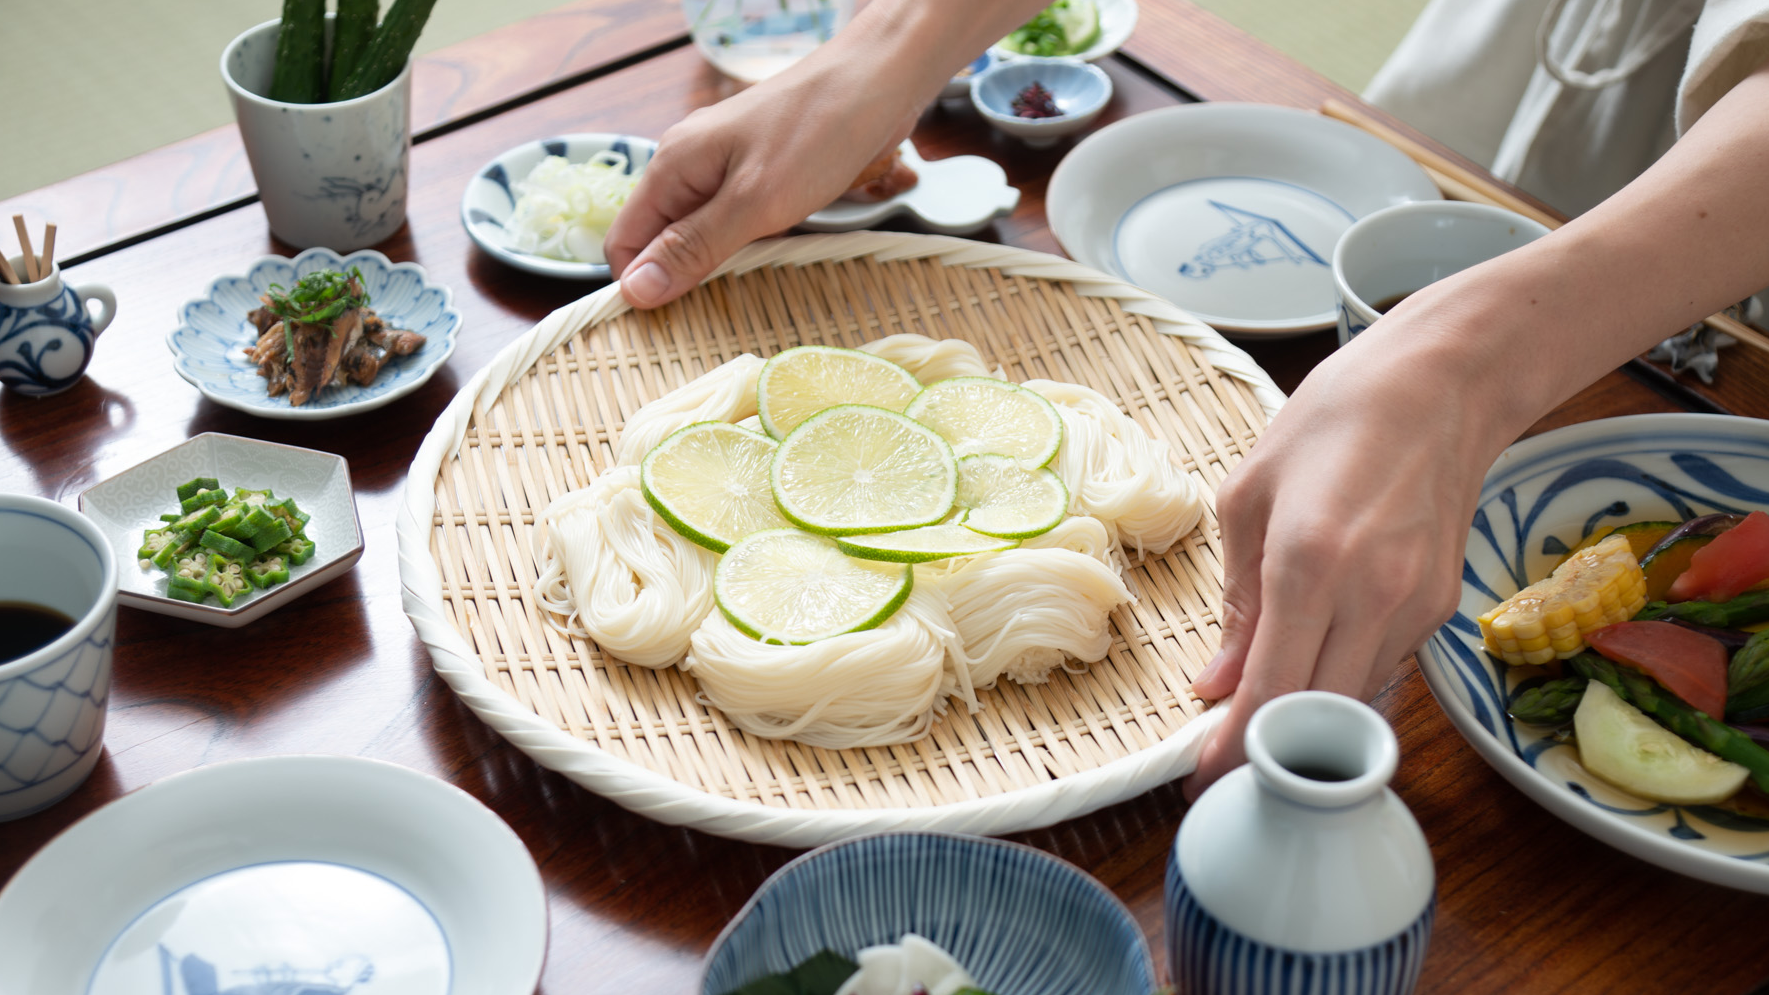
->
[1480,534,1648,665]
[1507,675,1588,726]
[270,0,327,103]
[1586,620,1728,718]
[1573,679,1747,805]
[1571,653,1769,793]
[1666,510,1769,603]
[1636,590,1769,629]
[1640,534,1715,602]
[1728,631,1769,723]
[332,0,437,100]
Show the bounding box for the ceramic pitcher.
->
[0,256,116,396]
[1166,691,1436,995]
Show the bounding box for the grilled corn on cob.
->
[1480,533,1647,666]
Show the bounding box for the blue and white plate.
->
[1418,413,1769,894]
[0,755,547,993]
[1046,103,1440,336]
[701,831,1154,995]
[462,133,658,280]
[169,247,460,420]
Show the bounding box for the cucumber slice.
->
[1574,680,1747,805]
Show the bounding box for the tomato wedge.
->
[1586,621,1728,717]
[1666,510,1769,603]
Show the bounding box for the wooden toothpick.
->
[0,252,18,285]
[39,224,56,275]
[11,215,38,283]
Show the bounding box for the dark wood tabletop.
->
[4,3,1768,992]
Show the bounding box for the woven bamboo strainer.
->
[397,232,1285,847]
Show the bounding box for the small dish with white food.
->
[462,132,658,280]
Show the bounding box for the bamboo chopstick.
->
[38,224,56,276]
[1320,98,1769,358]
[11,215,38,283]
[0,252,17,286]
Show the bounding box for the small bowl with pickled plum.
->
[700,831,1154,995]
[1416,412,1769,894]
[969,57,1111,149]
[77,433,363,628]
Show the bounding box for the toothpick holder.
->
[0,256,117,396]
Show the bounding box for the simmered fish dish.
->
[244,268,426,406]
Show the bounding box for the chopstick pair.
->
[0,214,56,286]
[1319,98,1769,358]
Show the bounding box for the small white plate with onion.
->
[462,132,658,280]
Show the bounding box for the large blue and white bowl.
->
[461,133,657,280]
[1418,413,1769,894]
[701,831,1155,995]
[168,247,460,420]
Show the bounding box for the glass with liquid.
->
[682,0,854,83]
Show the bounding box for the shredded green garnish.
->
[265,267,370,361]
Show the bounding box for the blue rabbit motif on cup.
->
[0,263,116,396]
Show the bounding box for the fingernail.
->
[623,261,669,307]
[1194,651,1226,686]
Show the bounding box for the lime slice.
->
[903,377,1064,467]
[771,404,958,536]
[641,421,789,553]
[955,453,1069,539]
[757,345,922,439]
[1052,0,1101,54]
[715,528,913,644]
[836,524,1019,563]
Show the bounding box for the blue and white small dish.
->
[940,51,996,100]
[701,831,1154,995]
[168,247,459,420]
[971,57,1113,149]
[1418,413,1769,894]
[78,433,364,628]
[0,755,547,993]
[462,132,658,280]
[991,0,1140,63]
[1046,103,1440,336]
[801,141,1020,236]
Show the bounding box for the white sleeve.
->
[1679,0,1769,131]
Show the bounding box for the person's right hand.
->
[604,63,919,310]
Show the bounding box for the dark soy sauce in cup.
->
[1284,763,1356,782]
[0,601,76,663]
[1372,291,1414,314]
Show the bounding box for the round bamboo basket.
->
[397,232,1284,847]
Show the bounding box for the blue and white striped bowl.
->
[1417,412,1769,894]
[461,133,657,280]
[168,247,460,421]
[701,831,1155,995]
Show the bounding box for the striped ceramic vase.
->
[1167,691,1435,995]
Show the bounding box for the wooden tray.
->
[397,232,1284,846]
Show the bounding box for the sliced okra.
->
[179,487,228,515]
[198,529,255,561]
[151,534,198,572]
[206,556,252,608]
[250,518,294,553]
[246,553,289,588]
[165,574,210,603]
[175,477,221,502]
[276,535,316,565]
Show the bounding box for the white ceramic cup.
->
[221,18,412,251]
[0,495,118,821]
[1332,201,1552,345]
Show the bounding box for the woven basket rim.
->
[397,231,1279,847]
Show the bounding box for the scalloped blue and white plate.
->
[1418,413,1769,894]
[462,133,657,280]
[168,247,460,421]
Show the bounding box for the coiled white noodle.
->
[614,354,765,465]
[684,587,962,748]
[857,334,997,383]
[534,465,718,668]
[1023,380,1203,559]
[928,547,1133,687]
[1019,514,1119,571]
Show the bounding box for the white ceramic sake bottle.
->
[1166,691,1435,995]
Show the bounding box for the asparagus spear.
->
[269,0,327,103]
[1507,675,1588,727]
[329,0,381,100]
[1570,653,1769,793]
[332,0,438,100]
[1727,631,1769,722]
[1635,590,1769,628]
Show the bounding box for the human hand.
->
[1181,323,1498,799]
[603,63,918,309]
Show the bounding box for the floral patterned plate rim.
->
[1417,412,1769,894]
[77,432,364,628]
[167,247,461,421]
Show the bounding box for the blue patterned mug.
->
[0,494,118,820]
[0,257,117,396]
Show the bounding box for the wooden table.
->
[5,3,1768,992]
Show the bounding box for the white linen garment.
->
[1365,0,1769,217]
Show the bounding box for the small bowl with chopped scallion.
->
[462,133,659,280]
[78,433,364,628]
